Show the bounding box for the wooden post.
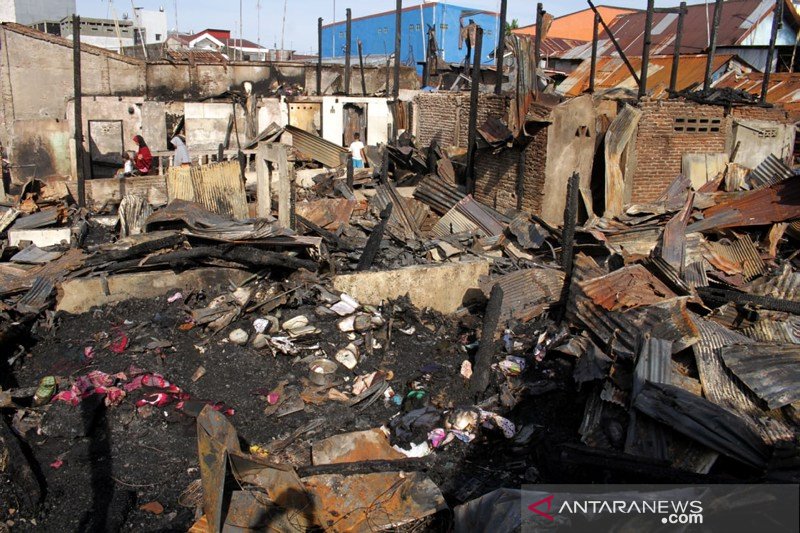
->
[639,0,655,99]
[533,3,544,93]
[358,39,367,95]
[588,0,640,87]
[589,14,599,93]
[703,0,724,92]
[346,154,354,188]
[256,143,270,218]
[317,18,323,95]
[762,0,783,103]
[669,3,687,94]
[344,8,352,96]
[72,15,85,208]
[495,0,508,94]
[393,0,402,98]
[465,26,483,195]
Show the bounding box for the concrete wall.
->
[0,0,75,24]
[184,102,247,151]
[0,25,144,182]
[631,98,792,204]
[321,96,392,146]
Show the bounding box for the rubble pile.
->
[0,130,799,531]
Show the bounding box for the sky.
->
[75,0,686,54]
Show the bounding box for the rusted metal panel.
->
[746,153,794,190]
[302,472,446,531]
[625,337,672,461]
[742,318,800,345]
[748,264,800,301]
[413,174,466,215]
[312,428,406,465]
[432,195,505,239]
[683,260,709,288]
[296,198,356,231]
[703,234,765,281]
[578,264,678,312]
[167,161,249,220]
[604,105,641,217]
[691,316,794,446]
[373,184,425,241]
[657,192,694,274]
[477,116,513,148]
[687,176,800,233]
[719,343,800,409]
[286,125,347,168]
[479,267,565,323]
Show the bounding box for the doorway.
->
[343,103,367,147]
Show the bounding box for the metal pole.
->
[393,0,402,98]
[533,3,544,93]
[72,15,85,208]
[495,0,507,94]
[588,0,640,87]
[762,0,783,103]
[669,2,687,94]
[317,18,323,95]
[344,8,352,95]
[358,39,367,95]
[589,13,599,93]
[465,26,483,195]
[703,0,724,92]
[639,0,655,99]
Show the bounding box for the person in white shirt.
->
[171,135,191,167]
[348,132,366,168]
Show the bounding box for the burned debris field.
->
[2,0,800,531]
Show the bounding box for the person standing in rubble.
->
[132,135,153,175]
[171,135,191,167]
[349,132,366,169]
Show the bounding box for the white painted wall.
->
[0,0,74,24]
[134,9,168,44]
[321,96,392,147]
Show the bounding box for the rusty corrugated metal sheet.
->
[691,316,794,446]
[560,55,737,98]
[296,199,356,231]
[703,235,766,281]
[746,154,794,190]
[683,260,710,288]
[431,195,505,239]
[312,429,406,465]
[714,71,800,114]
[579,264,678,312]
[286,125,348,168]
[167,161,249,220]
[748,263,800,301]
[720,343,800,409]
[687,175,800,232]
[480,268,565,323]
[742,318,800,344]
[413,174,465,215]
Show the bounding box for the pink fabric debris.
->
[110,334,129,354]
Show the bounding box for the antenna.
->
[281,0,288,51]
[257,0,261,48]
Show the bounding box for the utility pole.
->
[73,15,85,208]
[494,0,507,94]
[345,8,352,95]
[281,0,288,51]
[393,0,402,98]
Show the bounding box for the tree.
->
[505,19,519,35]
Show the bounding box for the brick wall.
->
[415,92,508,149]
[631,98,794,204]
[632,98,728,203]
[474,125,548,214]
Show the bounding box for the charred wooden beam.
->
[762,0,784,103]
[587,0,640,87]
[470,283,504,396]
[140,245,319,272]
[73,14,86,208]
[669,2,687,94]
[495,0,508,94]
[344,8,352,96]
[639,0,655,99]
[465,26,483,195]
[393,0,402,99]
[357,202,392,270]
[697,287,800,315]
[358,39,367,95]
[346,153,354,188]
[703,0,724,92]
[533,3,544,92]
[317,17,323,95]
[589,13,600,93]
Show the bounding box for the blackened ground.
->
[2,287,586,532]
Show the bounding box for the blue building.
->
[321,2,500,72]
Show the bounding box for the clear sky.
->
[75,0,685,54]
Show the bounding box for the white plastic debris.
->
[330,293,360,316]
[253,318,270,334]
[335,343,359,370]
[228,329,249,345]
[167,292,183,303]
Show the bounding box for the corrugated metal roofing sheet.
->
[691,316,794,446]
[479,267,565,323]
[714,72,800,113]
[719,343,800,409]
[745,153,794,190]
[559,54,737,98]
[704,235,766,281]
[579,264,678,311]
[285,125,347,168]
[748,263,800,301]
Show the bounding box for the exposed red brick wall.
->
[631,98,795,204]
[414,92,508,149]
[474,125,548,214]
[632,99,727,204]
